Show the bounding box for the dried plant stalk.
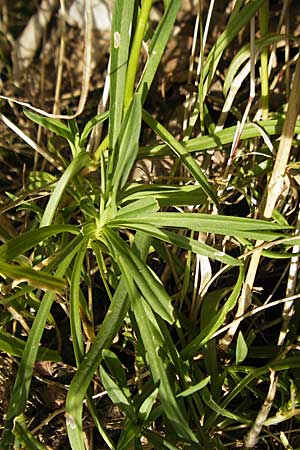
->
[221,50,300,350]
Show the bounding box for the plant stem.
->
[259,0,269,119]
[123,0,153,112]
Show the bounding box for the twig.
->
[244,370,277,448]
[53,0,66,115]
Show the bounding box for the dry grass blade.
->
[221,49,300,350]
[277,209,300,346]
[52,0,66,115]
[244,370,277,448]
[1,0,93,119]
[0,112,62,167]
[12,0,58,84]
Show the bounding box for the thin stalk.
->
[221,50,300,351]
[259,0,269,119]
[53,0,66,116]
[123,0,153,112]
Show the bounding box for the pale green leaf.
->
[0,261,65,292]
[236,331,248,365]
[177,376,211,398]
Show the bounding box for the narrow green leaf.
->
[177,376,211,398]
[201,389,251,425]
[80,111,109,145]
[108,93,142,202]
[0,261,65,292]
[182,266,244,359]
[139,118,300,158]
[204,357,300,430]
[102,349,128,391]
[13,414,46,450]
[236,331,248,365]
[223,34,298,97]
[1,236,83,449]
[142,109,219,208]
[0,224,79,263]
[137,0,180,105]
[79,196,99,219]
[0,329,61,362]
[66,232,151,450]
[100,365,135,420]
[115,223,241,266]
[70,239,89,365]
[116,197,159,220]
[40,151,91,227]
[262,249,300,259]
[103,228,174,323]
[127,280,198,444]
[138,388,159,422]
[143,430,179,450]
[66,280,130,450]
[0,285,35,306]
[230,358,300,403]
[24,109,73,142]
[121,183,207,207]
[202,0,265,98]
[109,211,290,241]
[117,422,140,450]
[109,0,135,148]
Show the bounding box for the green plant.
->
[1,1,300,449]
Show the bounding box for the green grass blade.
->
[123,0,153,110]
[236,331,248,365]
[0,329,61,362]
[115,197,159,220]
[142,109,219,207]
[109,0,135,148]
[181,266,244,359]
[124,269,198,444]
[109,211,291,241]
[13,414,46,450]
[223,34,297,97]
[202,0,264,99]
[40,151,91,227]
[99,365,135,420]
[205,357,300,431]
[66,232,151,450]
[70,238,89,365]
[66,279,130,450]
[201,388,251,425]
[80,110,109,145]
[143,430,179,450]
[1,235,83,450]
[0,261,66,292]
[102,349,129,391]
[110,221,240,266]
[139,118,300,158]
[138,387,159,422]
[120,184,207,207]
[177,376,211,398]
[0,224,79,262]
[137,0,180,105]
[104,228,174,323]
[23,109,73,142]
[117,423,140,450]
[107,93,142,203]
